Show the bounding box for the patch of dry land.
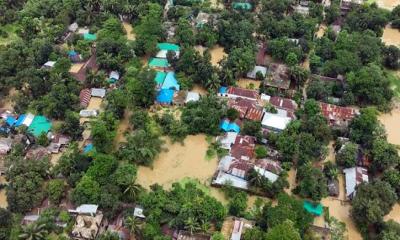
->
[237,78,262,90]
[382,25,400,47]
[209,45,227,67]
[137,135,218,189]
[377,0,400,10]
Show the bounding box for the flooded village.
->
[0,0,400,240]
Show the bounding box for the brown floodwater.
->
[123,22,136,41]
[69,63,84,74]
[382,25,400,47]
[237,78,261,90]
[114,110,131,146]
[316,24,327,38]
[377,0,400,10]
[209,45,227,67]
[384,203,400,223]
[136,135,219,188]
[284,168,297,194]
[0,176,7,208]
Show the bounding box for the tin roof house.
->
[343,167,368,200]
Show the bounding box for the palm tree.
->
[124,216,142,238]
[184,217,200,235]
[18,223,48,240]
[247,169,264,188]
[123,177,142,201]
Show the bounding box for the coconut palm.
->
[18,223,48,240]
[184,217,200,235]
[247,169,264,188]
[124,216,142,238]
[123,177,142,201]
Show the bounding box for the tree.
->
[255,146,268,159]
[124,216,143,238]
[336,142,358,168]
[349,107,381,148]
[382,169,400,198]
[266,220,301,240]
[126,68,157,108]
[46,179,65,204]
[228,191,248,216]
[86,154,118,186]
[123,177,142,202]
[344,4,389,36]
[226,108,240,121]
[0,208,12,240]
[61,111,83,140]
[106,89,128,119]
[71,175,101,205]
[37,132,49,146]
[294,163,328,201]
[118,130,163,166]
[351,181,397,234]
[378,220,400,240]
[91,115,117,153]
[18,223,48,240]
[289,65,309,88]
[112,163,137,190]
[97,231,120,240]
[383,45,400,69]
[371,139,400,173]
[242,227,267,240]
[241,121,262,139]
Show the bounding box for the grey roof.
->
[246,66,267,79]
[134,206,146,218]
[185,91,200,103]
[69,22,79,32]
[79,109,98,118]
[0,138,12,154]
[109,71,120,80]
[76,204,98,215]
[343,167,368,199]
[91,88,106,98]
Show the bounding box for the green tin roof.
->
[83,33,97,41]
[28,116,52,137]
[157,42,180,51]
[303,201,323,216]
[155,71,167,85]
[149,58,169,68]
[232,2,252,10]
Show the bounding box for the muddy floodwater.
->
[209,45,227,67]
[0,176,7,208]
[316,24,327,38]
[377,0,400,10]
[237,78,261,90]
[382,25,400,47]
[123,22,135,41]
[136,135,219,189]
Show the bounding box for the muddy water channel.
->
[382,25,400,47]
[123,22,135,41]
[377,0,400,10]
[0,176,7,208]
[209,45,227,67]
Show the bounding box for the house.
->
[261,113,291,132]
[219,87,259,100]
[0,138,12,155]
[220,119,240,133]
[42,61,56,69]
[156,89,175,105]
[303,201,323,216]
[246,65,267,79]
[212,171,249,190]
[48,134,71,153]
[156,43,180,59]
[155,71,167,87]
[162,72,180,91]
[185,92,200,103]
[25,146,50,161]
[77,27,89,35]
[68,50,83,63]
[340,0,364,15]
[70,53,98,82]
[217,132,238,150]
[319,102,358,127]
[69,22,79,32]
[79,89,91,108]
[268,96,298,119]
[195,12,211,28]
[230,135,256,161]
[133,206,146,219]
[79,110,98,118]
[91,88,106,98]
[108,71,120,83]
[28,116,52,137]
[232,2,252,10]
[218,156,253,179]
[176,230,211,240]
[148,58,170,69]
[328,179,339,197]
[245,107,264,122]
[22,215,40,225]
[253,159,281,183]
[343,167,369,199]
[14,113,35,128]
[228,98,258,119]
[231,218,254,240]
[265,63,290,90]
[70,205,104,240]
[83,33,97,41]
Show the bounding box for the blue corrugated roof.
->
[83,143,94,153]
[156,89,174,104]
[6,116,16,126]
[161,72,180,90]
[220,120,240,133]
[14,114,26,127]
[68,50,78,56]
[219,87,228,94]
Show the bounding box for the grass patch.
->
[0,24,20,46]
[386,70,400,98]
[178,177,211,194]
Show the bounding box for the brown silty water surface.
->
[0,176,7,208]
[382,25,400,47]
[377,0,400,10]
[209,45,227,67]
[123,22,136,41]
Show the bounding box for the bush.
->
[255,146,268,159]
[47,179,65,204]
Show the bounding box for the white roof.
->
[91,88,106,98]
[254,166,279,183]
[23,113,35,127]
[155,50,180,59]
[246,66,267,79]
[133,207,146,218]
[69,22,79,32]
[212,171,249,190]
[217,132,238,150]
[79,109,98,118]
[77,28,89,35]
[23,215,40,222]
[231,220,244,240]
[0,138,12,154]
[218,155,235,172]
[109,71,120,80]
[261,93,271,102]
[343,167,369,198]
[76,204,98,215]
[261,113,291,131]
[185,92,200,103]
[43,61,56,68]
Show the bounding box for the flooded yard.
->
[0,176,7,208]
[377,0,400,10]
[379,108,400,145]
[382,25,400,47]
[114,110,131,146]
[384,203,400,223]
[236,78,261,90]
[136,135,219,189]
[316,24,327,38]
[123,22,136,41]
[209,45,227,67]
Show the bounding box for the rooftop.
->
[261,112,291,131]
[265,63,290,89]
